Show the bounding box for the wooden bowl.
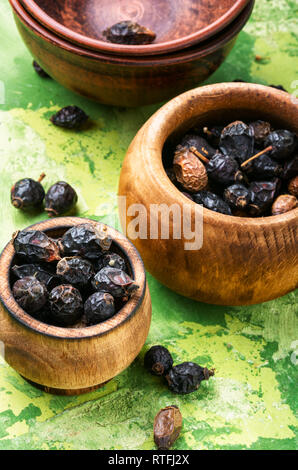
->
[0,217,151,395]
[118,83,298,306]
[9,0,254,107]
[19,0,250,56]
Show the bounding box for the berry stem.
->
[38,173,46,183]
[189,146,210,164]
[241,146,273,168]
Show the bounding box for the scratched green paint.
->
[0,0,297,450]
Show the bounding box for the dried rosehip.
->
[283,155,298,179]
[249,120,272,146]
[11,174,45,210]
[203,126,224,147]
[219,121,254,164]
[248,179,281,216]
[57,257,94,286]
[193,191,232,215]
[173,147,208,193]
[33,61,50,78]
[144,345,173,376]
[12,264,60,290]
[177,135,216,159]
[45,181,78,216]
[154,406,182,450]
[13,230,61,263]
[95,252,127,272]
[288,176,298,197]
[243,152,283,179]
[224,184,251,210]
[166,362,215,395]
[84,292,115,325]
[265,130,297,161]
[13,276,48,313]
[206,153,245,186]
[103,21,156,45]
[92,267,138,298]
[271,195,297,215]
[48,285,83,326]
[59,223,112,259]
[50,106,89,129]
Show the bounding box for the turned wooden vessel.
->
[0,217,151,395]
[118,83,298,305]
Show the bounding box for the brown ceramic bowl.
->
[19,0,250,56]
[0,217,151,395]
[118,83,298,306]
[10,0,254,107]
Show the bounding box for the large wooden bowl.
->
[118,83,298,306]
[19,0,250,56]
[0,217,151,395]
[10,0,254,107]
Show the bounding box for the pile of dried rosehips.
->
[11,223,138,328]
[164,120,298,217]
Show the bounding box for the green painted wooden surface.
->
[0,0,297,450]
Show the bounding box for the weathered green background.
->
[0,0,297,450]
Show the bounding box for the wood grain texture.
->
[19,0,250,56]
[118,83,298,306]
[0,217,152,393]
[9,0,254,107]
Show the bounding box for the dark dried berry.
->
[165,168,178,186]
[13,230,61,263]
[48,285,83,326]
[84,292,115,325]
[33,61,50,78]
[177,135,216,159]
[11,174,45,209]
[203,126,224,147]
[59,223,112,259]
[173,147,208,193]
[11,264,60,290]
[57,257,94,286]
[95,252,127,272]
[103,21,156,45]
[224,184,251,210]
[166,362,215,395]
[13,276,48,313]
[288,176,298,197]
[154,406,182,450]
[206,153,245,186]
[45,181,77,217]
[219,121,254,164]
[193,191,232,215]
[283,155,298,179]
[50,106,89,129]
[249,120,272,146]
[248,179,281,216]
[243,152,283,179]
[144,345,173,376]
[265,130,297,161]
[271,195,297,215]
[92,267,138,298]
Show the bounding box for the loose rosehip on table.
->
[50,106,89,129]
[45,181,78,217]
[144,345,173,376]
[11,174,45,210]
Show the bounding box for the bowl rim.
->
[131,82,298,227]
[10,0,254,66]
[0,217,147,340]
[18,0,251,56]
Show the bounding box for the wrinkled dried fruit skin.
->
[144,346,173,376]
[59,223,112,259]
[248,179,281,216]
[103,20,156,45]
[265,130,297,161]
[57,257,94,286]
[271,194,297,215]
[95,252,127,272]
[13,276,48,313]
[178,135,216,159]
[92,267,138,298]
[13,230,61,263]
[173,148,208,193]
[45,181,78,216]
[283,155,298,179]
[48,285,83,326]
[206,153,244,185]
[33,60,50,78]
[203,126,224,147]
[224,184,251,209]
[288,176,298,197]
[243,152,283,179]
[219,121,255,164]
[166,362,214,394]
[12,264,60,290]
[193,191,232,215]
[50,106,88,129]
[84,292,115,325]
[249,120,272,146]
[11,178,45,209]
[154,406,182,450]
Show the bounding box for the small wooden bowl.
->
[0,217,151,395]
[118,83,298,306]
[10,0,254,107]
[19,0,250,56]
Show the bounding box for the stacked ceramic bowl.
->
[10,0,254,106]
